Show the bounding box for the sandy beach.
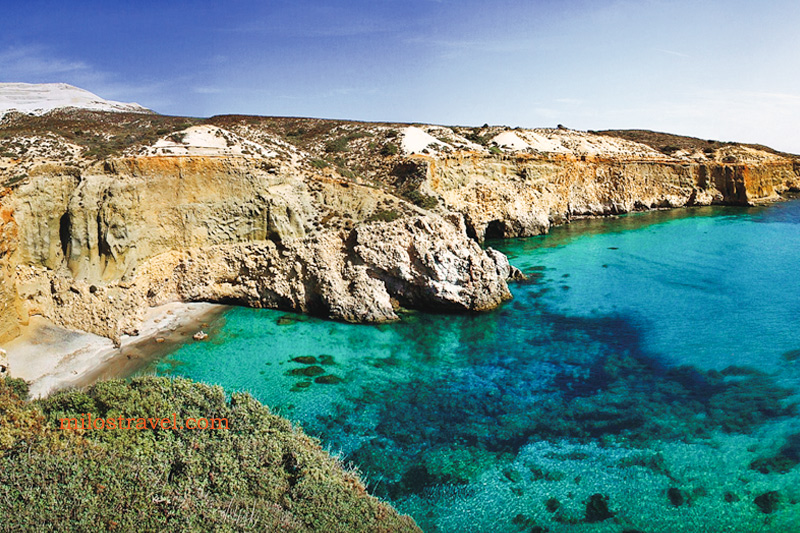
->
[4,302,228,398]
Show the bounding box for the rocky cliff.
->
[418,153,800,241]
[1,112,798,345]
[0,126,514,343]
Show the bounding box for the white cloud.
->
[193,86,223,94]
[554,98,584,105]
[0,45,93,79]
[405,36,544,54]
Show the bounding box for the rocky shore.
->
[1,111,798,372]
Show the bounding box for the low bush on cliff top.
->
[0,110,204,159]
[0,377,419,532]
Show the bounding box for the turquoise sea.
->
[145,201,800,532]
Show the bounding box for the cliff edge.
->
[1,108,798,345]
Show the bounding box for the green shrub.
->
[4,377,29,400]
[405,190,438,209]
[659,145,680,155]
[168,132,186,144]
[325,137,350,153]
[465,131,490,146]
[325,131,372,153]
[381,143,399,156]
[0,377,419,532]
[366,209,402,223]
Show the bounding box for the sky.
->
[2,0,800,152]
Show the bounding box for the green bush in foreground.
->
[0,377,419,532]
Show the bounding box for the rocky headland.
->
[2,99,799,351]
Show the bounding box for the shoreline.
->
[4,302,229,398]
[5,196,798,400]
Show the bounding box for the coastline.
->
[4,302,229,398]
[5,194,798,400]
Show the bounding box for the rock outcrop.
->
[0,347,7,375]
[1,111,798,345]
[1,155,512,343]
[419,154,800,241]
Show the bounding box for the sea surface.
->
[144,200,800,532]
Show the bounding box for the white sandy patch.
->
[143,125,277,158]
[401,126,453,155]
[423,126,485,152]
[717,144,784,163]
[4,302,219,398]
[0,82,151,117]
[491,131,530,151]
[224,124,305,164]
[510,129,665,159]
[516,131,571,153]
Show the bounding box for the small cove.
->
[141,200,800,531]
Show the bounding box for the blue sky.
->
[2,0,800,152]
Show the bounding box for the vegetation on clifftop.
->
[0,376,419,532]
[596,129,797,158]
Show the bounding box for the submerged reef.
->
[339,310,796,501]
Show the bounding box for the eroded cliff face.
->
[0,156,512,342]
[1,115,798,346]
[419,155,800,240]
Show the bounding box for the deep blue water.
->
[145,201,800,532]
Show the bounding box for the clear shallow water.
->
[145,201,800,532]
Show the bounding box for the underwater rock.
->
[289,365,325,377]
[314,375,344,385]
[511,514,547,532]
[749,454,797,474]
[618,452,671,477]
[529,466,565,482]
[691,486,707,500]
[292,356,318,364]
[545,497,560,513]
[514,271,543,285]
[502,467,522,483]
[318,354,336,365]
[707,377,794,433]
[371,356,402,369]
[754,491,780,514]
[719,365,766,377]
[667,487,685,507]
[724,491,740,503]
[290,381,313,392]
[781,349,800,362]
[584,493,614,523]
